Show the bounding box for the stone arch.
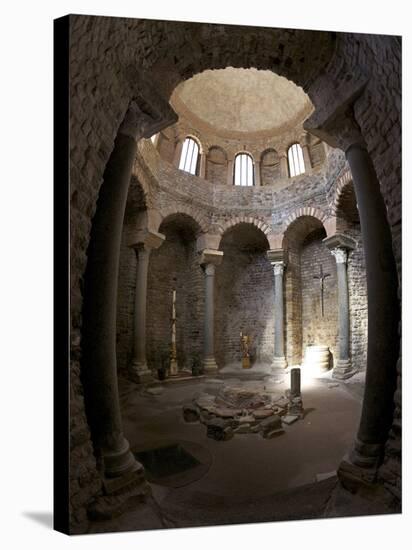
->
[158,205,210,234]
[282,207,328,239]
[218,216,272,238]
[331,167,354,214]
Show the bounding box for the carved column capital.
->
[331,247,348,264]
[272,262,285,276]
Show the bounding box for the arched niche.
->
[215,222,272,367]
[282,215,337,367]
[147,213,204,370]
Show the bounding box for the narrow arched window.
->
[179,137,200,175]
[234,153,254,186]
[288,143,305,177]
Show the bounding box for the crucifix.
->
[313,264,330,317]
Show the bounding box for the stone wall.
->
[300,230,338,366]
[215,226,273,366]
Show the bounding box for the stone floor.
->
[89,367,367,533]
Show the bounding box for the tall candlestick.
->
[170,288,178,376]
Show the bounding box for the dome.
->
[171,67,313,139]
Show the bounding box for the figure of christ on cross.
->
[313,264,330,317]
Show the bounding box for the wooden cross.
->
[313,264,330,317]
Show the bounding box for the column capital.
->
[119,92,177,141]
[331,247,348,264]
[267,248,288,265]
[272,262,285,276]
[128,229,165,251]
[305,107,366,153]
[323,233,356,252]
[199,248,224,267]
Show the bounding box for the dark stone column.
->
[306,108,400,480]
[82,99,176,478]
[267,249,287,370]
[199,249,224,373]
[345,143,399,469]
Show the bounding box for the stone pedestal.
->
[267,249,288,371]
[200,249,224,373]
[323,234,355,379]
[129,230,165,384]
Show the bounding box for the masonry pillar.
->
[254,160,261,186]
[301,135,312,172]
[82,98,176,478]
[174,139,183,167]
[279,151,289,178]
[305,108,400,479]
[200,150,207,179]
[227,158,234,185]
[129,230,165,383]
[267,249,288,370]
[200,249,224,373]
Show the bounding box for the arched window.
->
[288,143,305,177]
[234,153,254,186]
[179,137,200,175]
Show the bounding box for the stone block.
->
[183,404,200,423]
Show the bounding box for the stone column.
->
[81,98,176,478]
[306,108,400,476]
[345,142,399,470]
[227,158,234,185]
[129,230,165,384]
[267,249,287,370]
[324,234,356,379]
[200,249,224,372]
[254,160,261,186]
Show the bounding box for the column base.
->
[337,438,385,493]
[129,360,153,384]
[102,435,141,478]
[88,461,151,522]
[169,359,179,377]
[332,359,355,380]
[272,356,288,371]
[203,356,218,373]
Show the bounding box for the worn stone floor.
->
[89,368,367,533]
